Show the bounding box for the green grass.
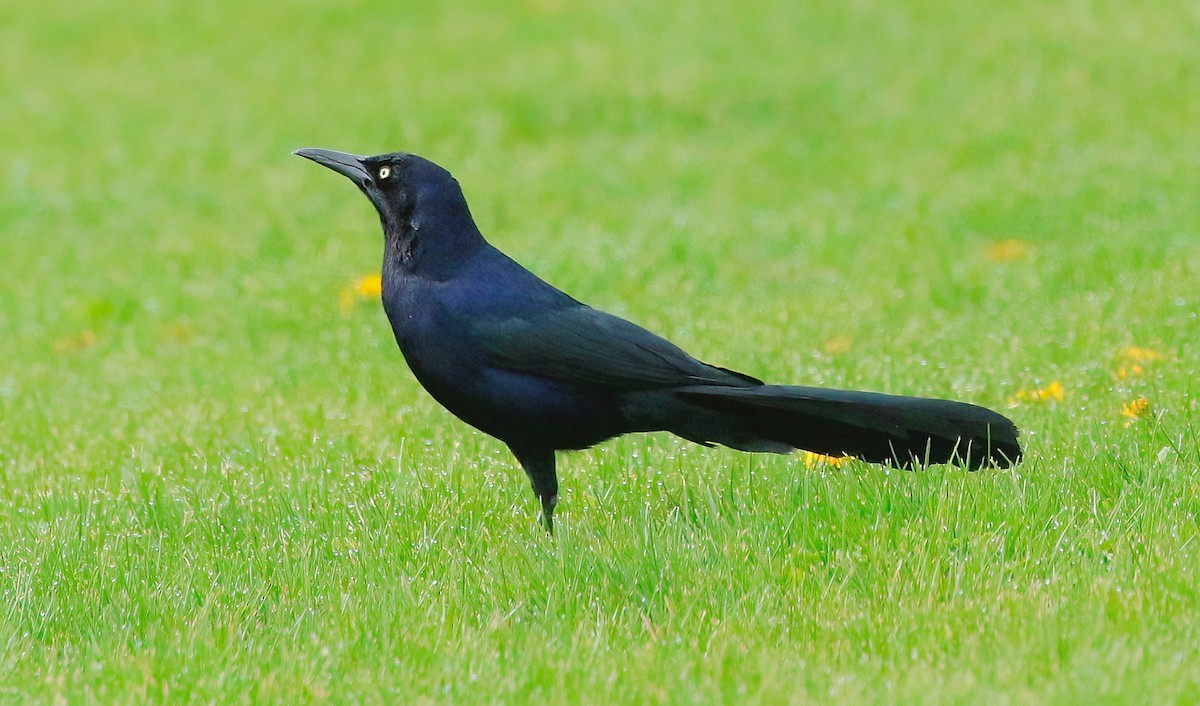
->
[3,0,1199,702]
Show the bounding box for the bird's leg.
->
[509,445,559,535]
[539,493,559,535]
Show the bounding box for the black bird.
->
[294,148,1022,532]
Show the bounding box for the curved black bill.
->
[293,147,371,185]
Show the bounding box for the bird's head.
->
[293,148,454,228]
[294,148,484,273]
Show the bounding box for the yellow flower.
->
[340,274,383,311]
[983,239,1031,263]
[821,335,854,355]
[1115,346,1162,379]
[354,274,383,297]
[1119,346,1162,362]
[52,329,97,352]
[1120,397,1151,426]
[1009,380,1065,405]
[161,322,194,343]
[802,451,851,468]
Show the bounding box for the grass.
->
[2,0,1199,702]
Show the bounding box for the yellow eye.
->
[378,166,391,179]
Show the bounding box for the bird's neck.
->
[382,200,486,281]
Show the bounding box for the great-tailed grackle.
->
[294,148,1022,532]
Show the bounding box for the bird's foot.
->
[539,493,558,535]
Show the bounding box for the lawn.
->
[2,0,1199,703]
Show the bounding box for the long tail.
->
[676,385,1021,469]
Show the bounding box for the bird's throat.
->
[384,223,419,269]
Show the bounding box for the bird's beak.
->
[293,147,372,186]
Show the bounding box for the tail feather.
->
[676,385,1021,469]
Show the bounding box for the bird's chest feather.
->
[382,276,482,377]
[382,273,526,407]
[379,272,620,446]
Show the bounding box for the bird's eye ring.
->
[378,166,391,179]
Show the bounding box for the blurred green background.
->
[2,1,1198,703]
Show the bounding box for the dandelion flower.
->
[821,335,854,355]
[354,274,383,297]
[1119,346,1162,362]
[802,451,851,468]
[1009,380,1065,406]
[340,274,383,311]
[1116,346,1163,379]
[984,239,1031,263]
[1120,397,1151,426]
[52,329,97,352]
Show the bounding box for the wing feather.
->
[475,305,760,390]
